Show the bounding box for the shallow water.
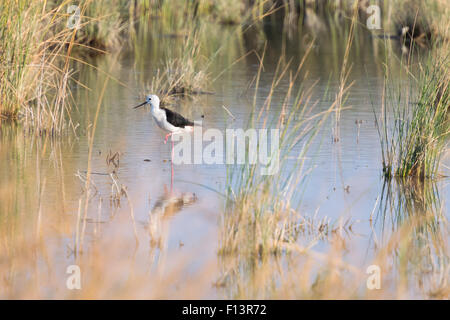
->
[0,21,448,299]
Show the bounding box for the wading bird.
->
[133,94,195,185]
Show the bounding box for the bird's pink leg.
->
[171,139,174,191]
[164,133,172,144]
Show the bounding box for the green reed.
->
[0,1,81,134]
[376,51,449,180]
[220,42,340,258]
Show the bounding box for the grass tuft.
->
[376,50,449,180]
[145,32,211,103]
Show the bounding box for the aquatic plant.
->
[0,0,131,133]
[217,175,448,299]
[0,1,79,134]
[145,31,211,102]
[376,51,449,180]
[219,43,341,258]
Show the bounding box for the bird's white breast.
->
[151,107,178,132]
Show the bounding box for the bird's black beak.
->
[133,101,147,109]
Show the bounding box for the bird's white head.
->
[133,94,160,110]
[145,94,160,109]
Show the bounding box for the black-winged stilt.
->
[133,94,195,186]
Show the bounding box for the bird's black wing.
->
[162,107,194,128]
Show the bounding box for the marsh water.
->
[0,20,448,298]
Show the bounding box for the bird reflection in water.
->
[147,186,197,269]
